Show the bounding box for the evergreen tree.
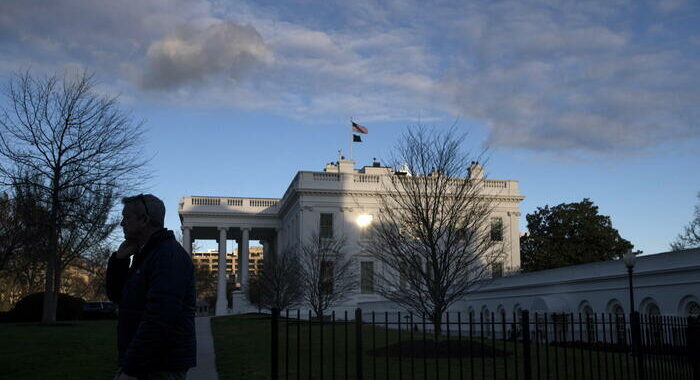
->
[520,199,633,272]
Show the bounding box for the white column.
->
[215,227,228,316]
[240,227,250,290]
[261,240,269,267]
[181,226,192,256]
[275,228,282,258]
[237,239,243,288]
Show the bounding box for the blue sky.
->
[1,0,698,254]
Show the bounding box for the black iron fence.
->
[270,308,700,380]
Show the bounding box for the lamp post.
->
[623,250,637,314]
[623,249,645,380]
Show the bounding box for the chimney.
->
[468,161,484,180]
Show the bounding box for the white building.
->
[179,159,699,319]
[179,159,524,315]
[456,248,700,319]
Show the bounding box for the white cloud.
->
[1,0,698,153]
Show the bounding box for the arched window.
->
[678,296,700,317]
[610,303,626,344]
[646,303,661,315]
[640,298,663,345]
[481,306,492,336]
[497,305,506,320]
[467,306,475,319]
[579,301,595,343]
[578,300,594,315]
[513,304,522,319]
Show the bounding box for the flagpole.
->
[349,118,353,161]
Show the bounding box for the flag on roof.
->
[353,134,362,142]
[352,121,368,134]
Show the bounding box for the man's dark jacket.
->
[106,229,196,377]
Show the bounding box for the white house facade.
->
[179,159,524,315]
[179,159,699,319]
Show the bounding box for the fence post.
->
[271,308,279,380]
[688,316,700,380]
[630,311,645,380]
[355,308,364,380]
[521,310,532,380]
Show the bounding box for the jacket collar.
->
[136,228,172,258]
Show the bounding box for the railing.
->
[270,309,698,379]
[313,173,340,181]
[354,175,381,183]
[250,199,279,207]
[227,198,243,206]
[185,196,279,211]
[485,180,508,188]
[192,197,221,206]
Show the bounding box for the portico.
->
[179,197,282,315]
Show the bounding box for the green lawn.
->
[0,320,118,380]
[212,314,273,379]
[211,314,692,380]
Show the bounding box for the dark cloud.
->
[2,0,699,153]
[140,21,271,90]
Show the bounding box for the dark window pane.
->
[490,217,503,241]
[320,213,333,238]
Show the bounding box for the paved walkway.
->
[189,316,219,380]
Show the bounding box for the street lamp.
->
[623,249,637,313]
[623,249,645,380]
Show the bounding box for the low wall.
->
[458,248,700,317]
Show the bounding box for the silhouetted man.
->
[107,194,196,380]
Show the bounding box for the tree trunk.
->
[432,314,442,337]
[40,246,57,323]
[41,176,60,324]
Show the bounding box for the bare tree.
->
[0,176,49,309]
[299,233,357,318]
[194,264,218,310]
[671,192,700,251]
[246,249,303,312]
[0,70,147,323]
[0,192,22,273]
[362,127,504,335]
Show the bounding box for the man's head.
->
[120,194,166,243]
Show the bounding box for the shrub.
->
[11,292,85,322]
[0,311,13,323]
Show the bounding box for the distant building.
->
[179,159,524,315]
[191,246,264,283]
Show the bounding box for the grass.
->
[212,314,273,379]
[0,320,118,380]
[211,314,693,380]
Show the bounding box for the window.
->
[491,262,504,278]
[611,304,626,344]
[359,223,372,241]
[320,260,334,294]
[490,217,503,241]
[399,261,409,289]
[360,261,374,294]
[320,213,334,239]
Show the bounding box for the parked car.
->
[82,301,117,319]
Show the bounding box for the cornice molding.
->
[295,189,525,203]
[472,265,700,295]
